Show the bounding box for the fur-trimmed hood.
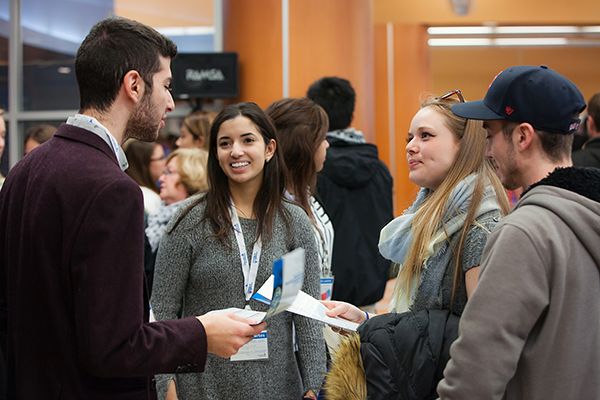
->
[524,166,600,202]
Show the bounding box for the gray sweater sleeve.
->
[150,208,195,399]
[461,211,501,272]
[286,205,328,393]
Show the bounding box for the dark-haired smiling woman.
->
[151,102,326,400]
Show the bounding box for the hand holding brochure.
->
[286,291,359,331]
[214,248,305,324]
[253,273,359,332]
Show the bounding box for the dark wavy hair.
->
[266,97,328,218]
[203,102,289,243]
[76,17,177,112]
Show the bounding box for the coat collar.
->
[54,123,120,168]
[523,166,600,203]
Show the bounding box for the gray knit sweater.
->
[151,197,327,399]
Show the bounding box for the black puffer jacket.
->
[326,310,459,400]
[358,310,459,400]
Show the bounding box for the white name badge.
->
[230,330,269,362]
[320,277,334,301]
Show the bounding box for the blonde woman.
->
[146,148,209,253]
[325,90,509,321]
[144,148,209,293]
[322,91,510,399]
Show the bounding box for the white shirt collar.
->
[66,114,129,171]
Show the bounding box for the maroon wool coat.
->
[0,124,207,399]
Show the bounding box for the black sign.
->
[171,52,239,99]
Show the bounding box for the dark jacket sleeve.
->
[359,310,459,400]
[70,179,207,377]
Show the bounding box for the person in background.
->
[307,76,393,312]
[323,90,509,399]
[144,147,209,294]
[176,110,216,150]
[124,139,165,215]
[151,102,326,400]
[265,97,334,301]
[0,17,264,399]
[572,92,600,168]
[437,65,600,400]
[266,99,338,396]
[571,112,589,152]
[0,108,5,190]
[23,124,57,155]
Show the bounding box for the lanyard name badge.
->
[230,203,268,361]
[230,203,262,306]
[320,276,334,301]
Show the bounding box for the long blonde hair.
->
[396,95,510,309]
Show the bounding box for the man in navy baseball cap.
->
[437,66,600,400]
[452,65,585,190]
[452,65,585,134]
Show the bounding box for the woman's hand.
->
[322,300,368,324]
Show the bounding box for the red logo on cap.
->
[505,106,514,116]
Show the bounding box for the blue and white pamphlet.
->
[253,272,359,332]
[214,247,306,324]
[214,247,359,332]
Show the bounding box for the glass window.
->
[4,0,217,169]
[20,0,112,111]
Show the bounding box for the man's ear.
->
[122,70,145,104]
[514,122,535,152]
[587,115,596,135]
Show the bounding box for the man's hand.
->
[197,312,266,358]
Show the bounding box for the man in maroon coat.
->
[0,17,264,399]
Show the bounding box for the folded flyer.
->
[253,273,359,332]
[213,247,305,324]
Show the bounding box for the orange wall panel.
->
[374,24,391,166]
[289,0,375,141]
[374,0,600,25]
[115,0,214,27]
[222,0,283,108]
[390,24,429,214]
[374,23,430,215]
[431,46,600,103]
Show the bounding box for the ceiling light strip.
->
[427,25,600,36]
[428,38,589,47]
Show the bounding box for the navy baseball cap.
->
[452,65,586,134]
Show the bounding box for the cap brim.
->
[451,100,504,121]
